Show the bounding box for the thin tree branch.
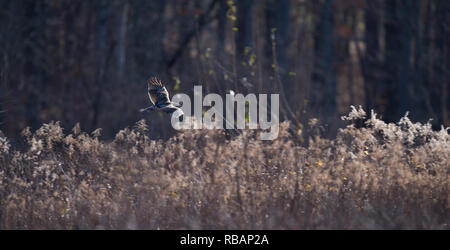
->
[166,0,219,71]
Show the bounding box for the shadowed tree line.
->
[0,0,448,140]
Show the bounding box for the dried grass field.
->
[0,107,448,229]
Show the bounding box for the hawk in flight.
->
[140,77,183,115]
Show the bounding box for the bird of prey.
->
[140,77,183,115]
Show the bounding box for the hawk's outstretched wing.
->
[142,77,183,116]
[147,77,171,106]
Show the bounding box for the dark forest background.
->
[0,0,448,140]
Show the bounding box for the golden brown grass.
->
[0,107,448,229]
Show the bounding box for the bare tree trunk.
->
[217,0,228,60]
[265,0,289,79]
[153,0,167,74]
[132,0,166,76]
[92,0,108,129]
[273,0,290,93]
[117,0,130,81]
[363,0,381,112]
[264,0,292,123]
[442,1,450,126]
[311,0,336,122]
[0,55,5,129]
[384,0,412,122]
[236,0,253,67]
[434,0,449,126]
[24,0,47,130]
[417,0,436,123]
[412,0,425,122]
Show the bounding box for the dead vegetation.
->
[0,107,448,229]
